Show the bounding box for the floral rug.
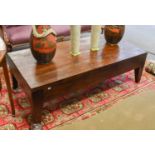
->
[0,70,155,130]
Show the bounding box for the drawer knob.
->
[47,86,52,90]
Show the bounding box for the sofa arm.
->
[0,26,12,51]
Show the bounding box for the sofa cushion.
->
[3,25,32,45]
[3,25,91,46]
[81,25,91,31]
[51,25,70,36]
[51,25,91,36]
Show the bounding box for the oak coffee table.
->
[7,36,147,129]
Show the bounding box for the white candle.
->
[70,25,81,56]
[91,25,101,51]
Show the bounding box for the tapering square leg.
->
[134,54,147,83]
[135,67,143,83]
[12,75,18,90]
[30,90,44,130]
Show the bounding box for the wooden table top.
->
[7,35,146,90]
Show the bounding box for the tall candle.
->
[70,25,81,56]
[91,25,101,51]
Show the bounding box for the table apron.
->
[43,54,146,101]
[7,55,32,101]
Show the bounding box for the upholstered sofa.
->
[0,25,91,52]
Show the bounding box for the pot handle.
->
[32,25,57,38]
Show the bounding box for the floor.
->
[124,25,155,60]
[55,89,155,130]
[124,25,155,55]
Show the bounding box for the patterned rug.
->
[0,69,155,130]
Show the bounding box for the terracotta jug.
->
[104,25,125,45]
[30,25,57,64]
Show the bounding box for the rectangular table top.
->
[7,35,146,90]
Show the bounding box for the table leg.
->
[2,57,15,116]
[12,75,18,90]
[134,54,147,83]
[135,67,143,83]
[30,90,44,130]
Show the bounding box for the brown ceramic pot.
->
[104,25,125,45]
[30,25,57,64]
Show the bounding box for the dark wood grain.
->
[7,35,147,129]
[12,76,18,89]
[30,90,44,130]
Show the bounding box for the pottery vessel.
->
[104,25,125,45]
[30,25,57,64]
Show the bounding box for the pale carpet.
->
[54,89,155,130]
